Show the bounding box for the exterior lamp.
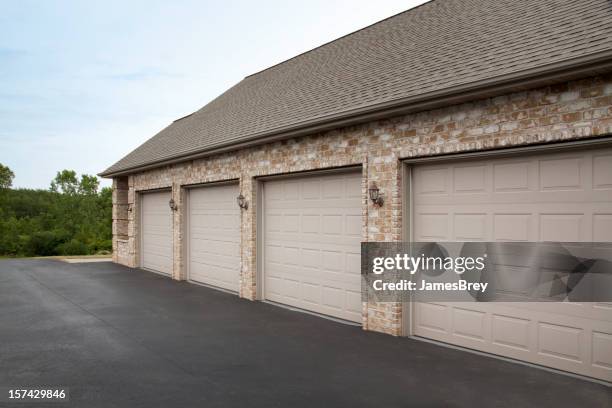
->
[236,193,248,210]
[368,183,384,206]
[168,198,178,211]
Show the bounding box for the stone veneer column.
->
[112,177,133,266]
[171,182,185,281]
[363,144,403,336]
[239,175,257,300]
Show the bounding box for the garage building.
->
[101,0,612,382]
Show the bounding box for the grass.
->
[0,254,112,260]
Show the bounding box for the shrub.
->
[56,239,89,256]
[29,231,63,256]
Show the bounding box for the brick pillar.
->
[239,175,257,300]
[171,182,185,281]
[112,177,133,266]
[362,146,403,336]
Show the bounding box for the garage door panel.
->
[194,239,239,256]
[265,249,359,280]
[593,332,612,369]
[265,276,300,299]
[268,265,331,285]
[414,167,449,195]
[190,265,238,286]
[453,165,487,193]
[412,148,612,381]
[190,214,239,231]
[493,214,532,241]
[301,179,321,199]
[415,213,450,240]
[345,291,362,313]
[454,213,487,240]
[300,248,321,269]
[416,302,449,334]
[190,251,238,269]
[143,223,170,233]
[141,252,172,275]
[267,232,357,248]
[302,282,323,305]
[141,191,173,276]
[321,178,346,198]
[263,260,306,278]
[142,237,172,250]
[451,307,487,342]
[593,214,612,241]
[493,161,531,191]
[321,250,344,272]
[264,172,362,323]
[190,237,238,256]
[537,322,584,363]
[188,184,240,292]
[268,213,361,233]
[594,155,612,188]
[346,252,361,272]
[301,215,320,233]
[491,314,531,351]
[321,286,348,309]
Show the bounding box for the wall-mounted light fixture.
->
[368,182,384,206]
[169,198,178,211]
[236,193,248,210]
[127,204,133,213]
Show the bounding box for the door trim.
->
[255,164,362,182]
[256,178,265,300]
[182,178,240,189]
[401,136,612,165]
[401,162,413,336]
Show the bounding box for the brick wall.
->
[112,75,612,336]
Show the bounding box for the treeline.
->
[0,167,112,257]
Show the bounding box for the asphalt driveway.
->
[0,259,609,407]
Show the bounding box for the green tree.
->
[0,163,15,189]
[79,174,100,195]
[50,170,79,194]
[0,170,112,257]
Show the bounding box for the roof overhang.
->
[100,49,612,178]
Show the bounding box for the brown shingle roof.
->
[101,0,612,176]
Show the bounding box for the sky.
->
[1,0,427,189]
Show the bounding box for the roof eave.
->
[99,49,612,178]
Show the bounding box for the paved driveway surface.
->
[0,259,609,407]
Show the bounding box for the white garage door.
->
[141,190,173,276]
[411,147,612,381]
[188,183,240,292]
[263,171,362,323]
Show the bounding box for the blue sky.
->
[1,0,425,189]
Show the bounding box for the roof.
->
[101,0,612,176]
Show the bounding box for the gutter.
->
[99,49,612,178]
